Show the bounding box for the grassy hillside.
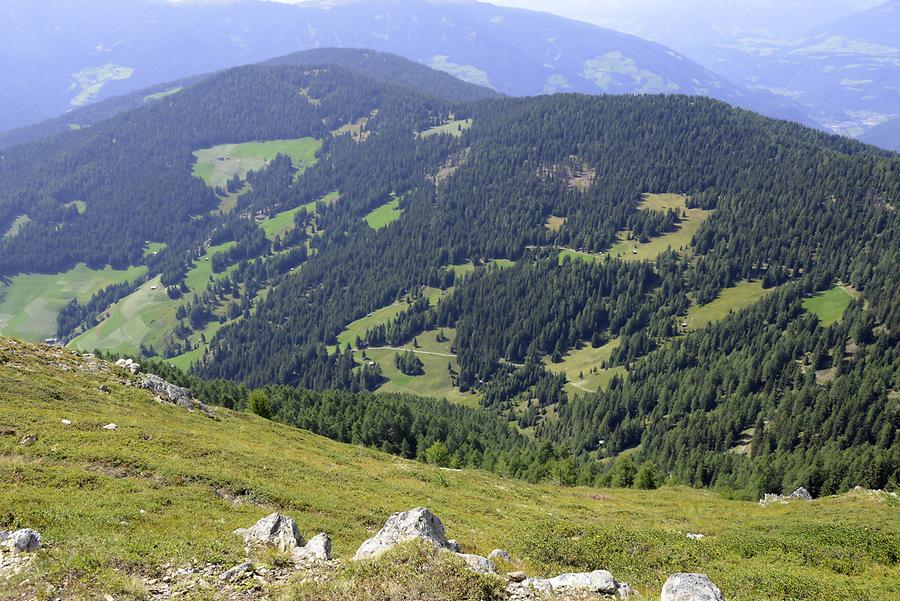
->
[0,264,146,342]
[803,286,858,326]
[192,138,321,190]
[1,338,897,600]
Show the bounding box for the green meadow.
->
[803,286,857,326]
[192,137,321,190]
[544,338,625,395]
[418,118,473,138]
[0,264,146,342]
[260,191,339,240]
[685,280,775,331]
[363,196,402,229]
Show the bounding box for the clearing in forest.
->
[803,286,858,326]
[447,259,516,277]
[684,280,775,331]
[363,327,475,406]
[364,196,402,230]
[0,264,146,342]
[418,118,473,138]
[71,242,237,356]
[260,191,339,241]
[2,215,31,239]
[607,193,712,261]
[337,288,446,348]
[544,338,625,395]
[192,137,321,190]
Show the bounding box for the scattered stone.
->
[115,358,141,375]
[455,552,496,575]
[18,433,37,446]
[4,529,42,554]
[446,538,462,553]
[508,571,527,583]
[293,532,333,561]
[760,487,813,505]
[61,419,72,425]
[686,533,704,540]
[508,569,632,600]
[545,570,619,594]
[103,423,118,430]
[219,560,254,582]
[139,373,215,418]
[354,507,453,560]
[234,512,304,552]
[661,573,725,601]
[98,384,110,393]
[488,548,512,562]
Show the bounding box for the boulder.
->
[293,532,333,561]
[353,507,452,560]
[661,573,725,601]
[788,487,812,501]
[455,553,496,575]
[446,538,462,553]
[5,529,42,554]
[102,423,118,430]
[686,533,704,540]
[234,513,304,552]
[488,548,512,562]
[546,570,619,594]
[507,571,527,583]
[115,358,141,374]
[219,560,253,582]
[139,373,214,417]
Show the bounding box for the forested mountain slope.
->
[0,48,499,150]
[1,52,897,498]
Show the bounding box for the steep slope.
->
[1,338,898,600]
[0,0,804,134]
[860,115,900,151]
[698,0,900,140]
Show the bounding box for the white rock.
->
[788,487,812,500]
[455,552,496,574]
[686,533,704,540]
[219,561,253,582]
[546,570,618,594]
[5,529,42,554]
[233,513,304,552]
[293,532,332,561]
[61,419,72,426]
[102,423,118,430]
[661,573,725,601]
[488,548,512,562]
[353,507,451,560]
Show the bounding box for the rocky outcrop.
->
[115,358,141,374]
[219,560,254,583]
[660,573,725,601]
[353,507,453,560]
[2,529,42,554]
[507,569,635,600]
[234,513,304,552]
[456,552,496,575]
[293,533,333,561]
[488,548,512,562]
[139,373,215,418]
[760,487,813,506]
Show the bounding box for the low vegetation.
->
[0,340,897,600]
[363,196,403,230]
[192,137,321,190]
[684,280,774,330]
[803,286,857,326]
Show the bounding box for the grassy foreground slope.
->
[0,338,898,600]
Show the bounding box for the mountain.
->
[0,50,896,504]
[0,48,499,150]
[859,115,900,150]
[695,0,900,139]
[0,0,807,135]
[2,338,897,600]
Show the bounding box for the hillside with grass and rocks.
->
[1,338,898,600]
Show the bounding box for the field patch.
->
[64,200,87,214]
[363,327,476,406]
[803,286,858,326]
[0,264,146,342]
[2,215,30,239]
[192,137,321,190]
[337,287,445,348]
[608,195,711,262]
[364,196,402,230]
[544,338,624,394]
[144,87,183,103]
[685,280,775,331]
[448,259,516,278]
[558,248,604,265]
[545,215,566,231]
[419,118,473,139]
[72,242,237,355]
[260,191,339,241]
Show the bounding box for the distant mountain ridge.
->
[0,0,808,134]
